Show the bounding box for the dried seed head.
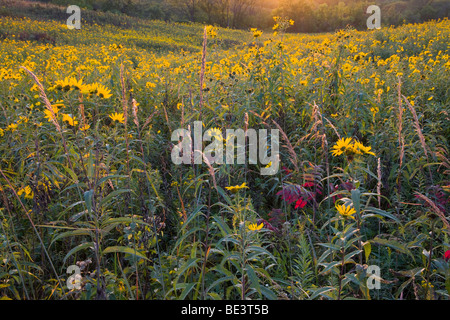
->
[132,98,139,127]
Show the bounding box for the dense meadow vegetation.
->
[0,6,449,300]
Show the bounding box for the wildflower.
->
[205,25,217,39]
[444,250,450,262]
[146,82,156,89]
[351,140,376,156]
[79,124,90,131]
[295,198,307,209]
[205,127,223,140]
[81,83,112,99]
[109,112,125,124]
[331,138,376,157]
[7,123,18,132]
[18,185,34,199]
[95,84,113,99]
[331,137,353,156]
[336,203,356,219]
[54,77,72,91]
[62,114,78,126]
[248,222,263,231]
[69,77,84,90]
[251,28,263,38]
[43,104,61,122]
[225,182,249,193]
[370,106,379,118]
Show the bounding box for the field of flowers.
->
[0,12,449,300]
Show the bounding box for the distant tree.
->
[166,0,200,21]
[230,0,256,28]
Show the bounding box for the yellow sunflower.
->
[336,203,356,219]
[248,222,264,231]
[225,182,249,193]
[109,112,125,124]
[331,137,353,156]
[351,140,376,156]
[62,114,78,126]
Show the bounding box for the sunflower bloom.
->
[331,137,353,156]
[336,203,356,219]
[225,182,249,193]
[251,28,263,38]
[7,123,18,132]
[352,140,376,156]
[95,84,113,99]
[79,124,90,131]
[109,112,125,124]
[248,222,263,231]
[62,114,78,126]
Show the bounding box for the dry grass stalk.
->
[272,119,299,171]
[120,64,128,124]
[402,95,429,159]
[132,98,139,128]
[201,152,218,190]
[377,157,382,207]
[20,66,61,133]
[142,110,159,130]
[414,192,450,231]
[397,79,405,169]
[324,117,341,139]
[199,26,207,117]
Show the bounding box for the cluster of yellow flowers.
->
[51,77,112,99]
[331,137,376,157]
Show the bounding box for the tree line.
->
[34,0,450,32]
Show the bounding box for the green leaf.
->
[260,286,277,300]
[175,258,200,284]
[371,237,413,258]
[216,186,232,205]
[310,286,336,300]
[246,265,261,296]
[212,215,232,236]
[179,282,196,300]
[96,174,128,187]
[319,261,342,274]
[171,227,205,254]
[318,243,341,251]
[100,189,132,207]
[351,188,361,216]
[50,229,93,248]
[363,241,371,262]
[362,207,400,223]
[84,190,94,214]
[344,249,362,263]
[206,275,236,294]
[181,205,206,232]
[102,246,149,261]
[63,242,93,264]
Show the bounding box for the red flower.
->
[282,166,292,175]
[295,198,307,209]
[444,250,450,262]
